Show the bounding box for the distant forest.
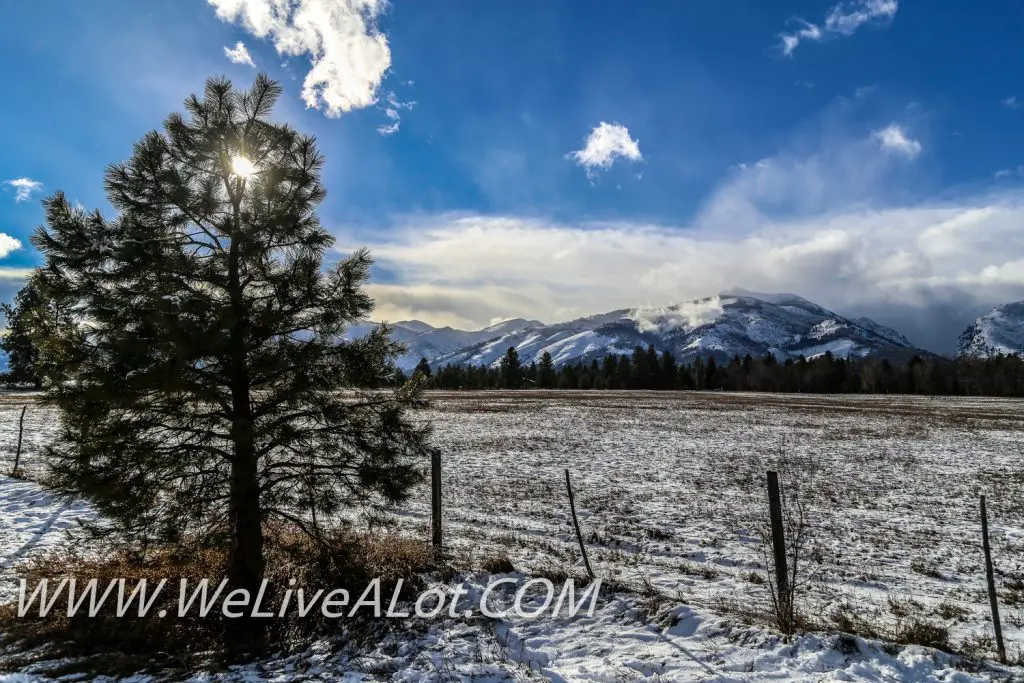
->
[407,345,1024,397]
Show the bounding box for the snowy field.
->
[407,392,1024,652]
[1,390,1024,680]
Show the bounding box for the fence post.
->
[431,450,442,549]
[11,405,26,476]
[766,471,791,630]
[980,495,1007,664]
[564,469,595,579]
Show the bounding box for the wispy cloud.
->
[208,0,391,117]
[567,122,643,180]
[377,91,415,136]
[2,178,43,203]
[873,123,922,159]
[779,20,823,56]
[995,166,1024,180]
[1002,96,1021,110]
[224,41,256,67]
[779,0,898,56]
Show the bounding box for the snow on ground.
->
[0,478,95,598]
[1,391,1024,680]
[401,392,1024,660]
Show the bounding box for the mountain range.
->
[353,289,936,372]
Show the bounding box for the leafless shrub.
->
[893,620,951,651]
[757,462,816,635]
[480,553,515,574]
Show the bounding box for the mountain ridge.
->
[956,301,1024,358]
[355,292,933,371]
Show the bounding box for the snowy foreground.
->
[1,391,1023,680]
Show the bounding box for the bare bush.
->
[757,463,816,634]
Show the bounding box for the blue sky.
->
[3,1,1024,352]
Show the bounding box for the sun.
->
[231,155,257,178]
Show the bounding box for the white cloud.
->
[873,123,921,159]
[779,0,897,56]
[208,0,391,117]
[0,267,31,282]
[340,120,1023,354]
[377,91,415,136]
[629,299,726,334]
[994,165,1024,180]
[824,0,898,35]
[224,41,256,67]
[2,178,43,203]
[0,236,22,259]
[351,197,1024,355]
[1003,96,1021,110]
[779,20,822,56]
[567,122,643,179]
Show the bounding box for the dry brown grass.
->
[0,524,442,676]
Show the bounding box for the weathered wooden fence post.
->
[564,469,595,579]
[766,470,791,630]
[431,450,442,549]
[980,495,1006,663]
[11,405,26,476]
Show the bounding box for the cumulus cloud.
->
[873,123,921,159]
[208,0,391,116]
[567,122,643,179]
[224,41,256,67]
[0,235,22,259]
[779,0,897,56]
[2,178,43,203]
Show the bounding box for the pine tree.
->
[645,345,660,389]
[538,351,555,388]
[500,346,522,389]
[704,356,718,389]
[414,357,432,379]
[615,354,632,389]
[630,345,648,389]
[0,276,52,388]
[30,75,433,643]
[659,350,677,390]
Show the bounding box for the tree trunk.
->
[226,392,264,651]
[228,413,263,602]
[225,208,264,649]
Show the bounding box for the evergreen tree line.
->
[405,344,1024,397]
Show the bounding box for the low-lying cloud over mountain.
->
[355,290,930,372]
[350,195,1024,356]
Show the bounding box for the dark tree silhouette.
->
[500,346,522,389]
[31,75,433,644]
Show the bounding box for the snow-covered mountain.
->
[956,301,1024,358]
[343,318,544,370]
[357,291,928,371]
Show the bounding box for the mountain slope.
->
[342,318,544,370]
[956,301,1024,358]
[427,292,926,369]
